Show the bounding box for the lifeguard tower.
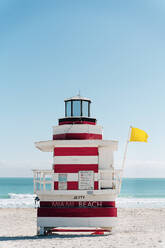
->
[33,95,121,235]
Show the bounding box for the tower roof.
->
[64,95,91,102]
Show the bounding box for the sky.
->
[0,0,165,177]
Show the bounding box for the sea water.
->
[0,178,165,208]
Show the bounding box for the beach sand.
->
[0,208,165,248]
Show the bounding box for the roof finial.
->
[78,90,81,97]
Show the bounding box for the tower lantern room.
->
[59,95,96,125]
[65,96,91,117]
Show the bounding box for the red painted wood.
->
[94,181,99,190]
[37,207,117,217]
[40,201,116,208]
[53,133,102,140]
[48,228,110,233]
[53,164,98,173]
[59,121,96,125]
[54,182,58,190]
[91,230,105,235]
[54,147,98,156]
[67,181,78,190]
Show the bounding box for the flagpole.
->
[118,126,132,193]
[121,126,132,171]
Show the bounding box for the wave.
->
[0,193,164,208]
[0,193,36,208]
[116,197,165,208]
[8,193,35,199]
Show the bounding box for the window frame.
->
[65,100,72,117]
[65,99,91,117]
[72,100,81,117]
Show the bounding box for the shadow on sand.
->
[0,233,110,241]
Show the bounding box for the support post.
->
[51,172,54,191]
[33,171,36,193]
[43,174,45,191]
[40,172,42,191]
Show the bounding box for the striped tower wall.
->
[52,124,103,191]
[53,147,99,190]
[52,124,102,140]
[37,123,117,230]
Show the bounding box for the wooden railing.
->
[33,170,54,193]
[33,169,122,194]
[99,169,122,192]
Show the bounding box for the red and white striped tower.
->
[33,96,120,235]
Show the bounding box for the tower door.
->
[98,147,113,169]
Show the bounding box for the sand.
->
[0,208,165,248]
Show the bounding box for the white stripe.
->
[35,140,118,152]
[53,173,98,181]
[53,156,98,164]
[38,192,117,202]
[53,124,102,135]
[37,217,117,228]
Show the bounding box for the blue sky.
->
[0,0,165,177]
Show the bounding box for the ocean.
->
[0,178,165,208]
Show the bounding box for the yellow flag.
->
[130,127,148,142]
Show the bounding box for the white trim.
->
[35,140,118,152]
[64,95,91,101]
[36,189,117,196]
[37,217,117,228]
[37,194,117,202]
[36,189,117,195]
[53,156,98,164]
[53,124,102,135]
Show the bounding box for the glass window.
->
[66,101,71,117]
[82,101,89,117]
[73,100,81,116]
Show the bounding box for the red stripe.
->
[53,164,98,173]
[67,181,78,190]
[94,181,99,190]
[37,207,117,217]
[48,229,110,233]
[54,147,98,156]
[59,121,96,125]
[53,133,102,140]
[40,201,116,208]
[54,182,58,190]
[54,181,98,190]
